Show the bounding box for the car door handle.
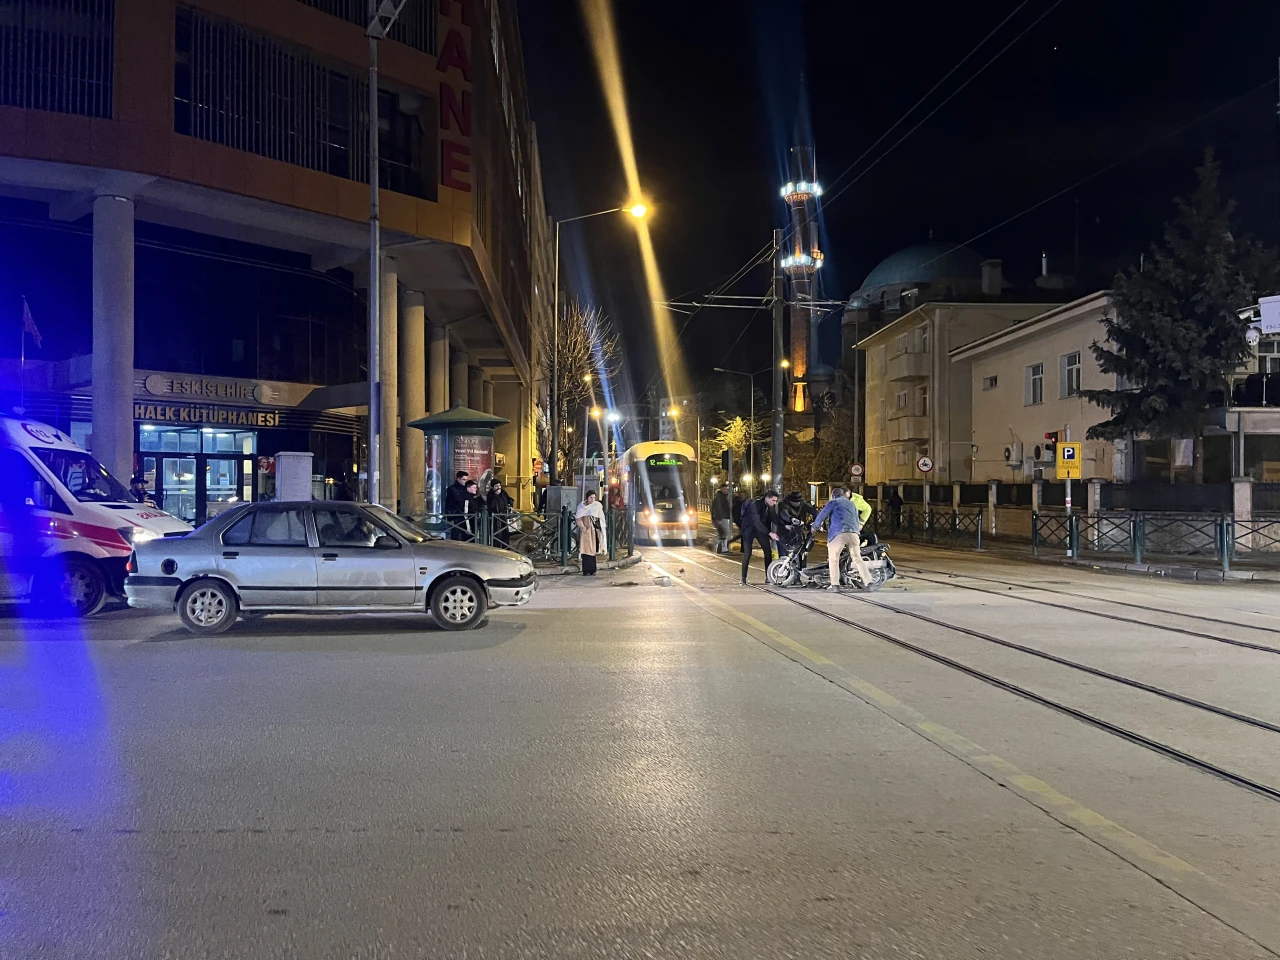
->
[321,553,339,561]
[222,551,238,559]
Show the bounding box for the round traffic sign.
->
[850,463,864,478]
[916,455,934,474]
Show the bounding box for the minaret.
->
[780,146,824,413]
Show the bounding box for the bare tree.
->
[534,303,622,480]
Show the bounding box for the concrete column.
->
[1031,479,1043,514]
[482,374,495,415]
[467,365,484,411]
[450,350,469,407]
[988,480,999,534]
[399,290,426,518]
[428,322,449,414]
[377,259,398,510]
[1233,477,1253,522]
[92,195,135,482]
[952,481,961,510]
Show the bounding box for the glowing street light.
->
[780,358,791,369]
[551,203,649,485]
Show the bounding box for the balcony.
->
[889,416,930,441]
[887,351,929,381]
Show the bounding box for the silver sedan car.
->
[124,501,537,634]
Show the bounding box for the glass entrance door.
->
[152,456,198,523]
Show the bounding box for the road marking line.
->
[648,553,1280,956]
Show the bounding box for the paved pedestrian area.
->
[3,545,1279,958]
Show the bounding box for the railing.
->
[0,0,114,118]
[294,0,437,55]
[865,506,983,549]
[421,507,633,566]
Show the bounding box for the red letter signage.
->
[440,85,472,137]
[441,141,471,192]
[437,29,471,82]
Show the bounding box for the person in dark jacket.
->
[888,488,904,531]
[729,491,745,548]
[487,478,515,549]
[740,489,780,584]
[444,470,470,539]
[710,484,732,553]
[460,479,485,542]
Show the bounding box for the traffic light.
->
[721,449,731,473]
[1044,431,1059,461]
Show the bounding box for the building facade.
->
[0,0,550,522]
[953,292,1120,483]
[860,301,1059,485]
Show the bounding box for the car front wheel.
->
[430,575,487,630]
[177,579,238,635]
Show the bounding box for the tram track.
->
[897,566,1280,654]
[658,546,1280,805]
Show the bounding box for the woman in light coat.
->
[575,489,607,576]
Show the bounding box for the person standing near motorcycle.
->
[710,483,733,554]
[740,489,781,584]
[813,487,874,591]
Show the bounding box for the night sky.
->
[519,0,1280,398]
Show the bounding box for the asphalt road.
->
[3,546,1279,959]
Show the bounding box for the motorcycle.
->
[767,525,896,591]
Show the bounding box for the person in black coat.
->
[443,470,470,539]
[710,484,732,553]
[487,478,515,549]
[729,491,745,548]
[740,490,781,584]
[460,479,485,542]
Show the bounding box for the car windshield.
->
[30,447,132,503]
[365,504,431,543]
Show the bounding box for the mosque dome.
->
[859,242,984,292]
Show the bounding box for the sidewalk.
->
[534,552,643,577]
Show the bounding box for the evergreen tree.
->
[1083,150,1279,481]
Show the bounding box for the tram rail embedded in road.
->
[657,546,1280,806]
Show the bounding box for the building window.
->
[895,449,907,466]
[1061,352,1081,398]
[293,0,437,55]
[894,334,907,357]
[1026,363,1044,405]
[982,375,998,391]
[918,385,929,417]
[0,0,114,118]
[174,7,434,200]
[919,326,929,353]
[895,391,908,410]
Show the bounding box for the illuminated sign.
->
[134,403,281,427]
[647,457,687,467]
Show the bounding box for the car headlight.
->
[119,526,159,545]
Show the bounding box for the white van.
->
[0,416,191,615]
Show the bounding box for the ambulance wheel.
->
[42,557,108,617]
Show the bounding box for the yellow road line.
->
[647,552,1280,955]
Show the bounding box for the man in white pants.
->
[812,487,874,591]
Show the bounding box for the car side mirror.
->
[374,535,400,549]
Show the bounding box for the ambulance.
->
[0,415,191,615]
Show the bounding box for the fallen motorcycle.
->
[767,526,896,591]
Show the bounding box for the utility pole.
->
[771,228,785,489]
[365,0,409,505]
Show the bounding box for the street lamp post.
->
[550,203,647,487]
[364,0,410,505]
[715,364,779,492]
[582,406,601,499]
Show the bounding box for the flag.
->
[22,297,41,349]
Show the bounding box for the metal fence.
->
[865,506,984,549]
[0,0,114,118]
[421,507,634,566]
[295,0,437,55]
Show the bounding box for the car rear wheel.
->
[430,575,487,630]
[42,557,107,617]
[178,580,238,635]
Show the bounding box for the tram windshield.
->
[639,453,695,506]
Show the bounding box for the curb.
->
[534,553,644,577]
